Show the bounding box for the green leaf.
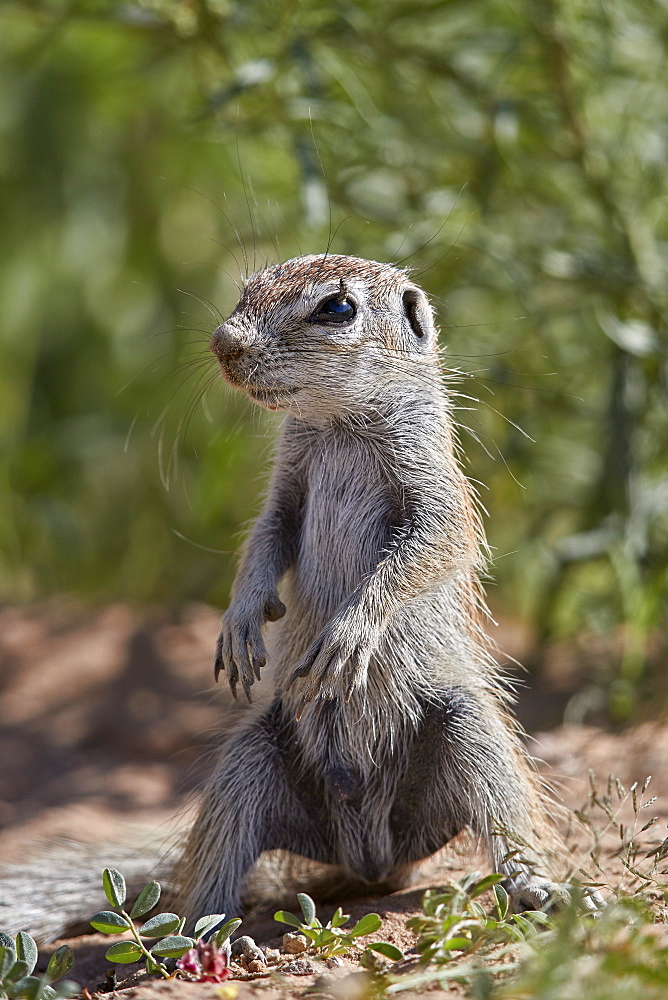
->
[324,941,347,957]
[4,959,29,984]
[0,933,15,951]
[140,913,181,938]
[330,907,349,928]
[46,946,74,983]
[493,883,509,920]
[104,942,143,964]
[16,933,38,976]
[150,935,195,958]
[511,914,540,937]
[102,868,126,909]
[130,881,161,919]
[367,942,403,961]
[297,893,316,926]
[460,872,483,894]
[12,974,47,1000]
[0,944,16,979]
[349,913,382,938]
[90,911,130,935]
[469,873,505,898]
[314,929,338,946]
[440,936,472,951]
[298,928,320,944]
[273,910,303,929]
[213,918,242,947]
[194,914,225,939]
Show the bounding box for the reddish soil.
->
[1,602,667,999]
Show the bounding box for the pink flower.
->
[176,939,230,982]
[176,948,200,975]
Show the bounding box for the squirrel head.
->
[210,254,439,417]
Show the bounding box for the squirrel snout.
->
[210,322,246,362]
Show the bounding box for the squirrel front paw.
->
[287,612,380,715]
[214,592,285,701]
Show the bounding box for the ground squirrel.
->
[175,252,580,922]
[0,252,596,944]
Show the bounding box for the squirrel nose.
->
[210,323,245,362]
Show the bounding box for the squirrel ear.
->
[402,288,435,344]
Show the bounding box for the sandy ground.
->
[1,602,667,998]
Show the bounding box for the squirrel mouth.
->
[218,366,298,408]
[245,384,299,410]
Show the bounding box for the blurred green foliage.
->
[1,0,666,713]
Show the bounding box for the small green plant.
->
[0,931,77,1000]
[491,894,668,1000]
[274,893,403,962]
[382,777,668,998]
[407,872,552,959]
[383,872,553,993]
[90,867,241,980]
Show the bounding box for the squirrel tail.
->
[0,840,172,943]
[1,842,422,944]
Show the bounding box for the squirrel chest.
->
[293,431,399,609]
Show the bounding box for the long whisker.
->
[183,257,242,294]
[393,182,468,267]
[171,528,231,555]
[310,112,333,257]
[165,368,221,489]
[236,125,257,275]
[413,211,475,279]
[176,288,225,325]
[117,347,210,397]
[159,177,247,283]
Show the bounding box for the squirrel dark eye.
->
[309,297,356,324]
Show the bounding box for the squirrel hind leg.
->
[174,701,331,928]
[390,687,566,886]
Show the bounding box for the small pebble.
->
[282,931,309,954]
[326,956,345,968]
[263,947,280,964]
[247,960,266,974]
[231,935,265,964]
[281,959,315,975]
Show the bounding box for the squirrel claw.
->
[213,646,223,682]
[295,698,309,722]
[251,655,265,682]
[286,667,306,691]
[290,661,312,685]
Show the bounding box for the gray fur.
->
[0,841,171,942]
[177,253,571,923]
[0,253,601,946]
